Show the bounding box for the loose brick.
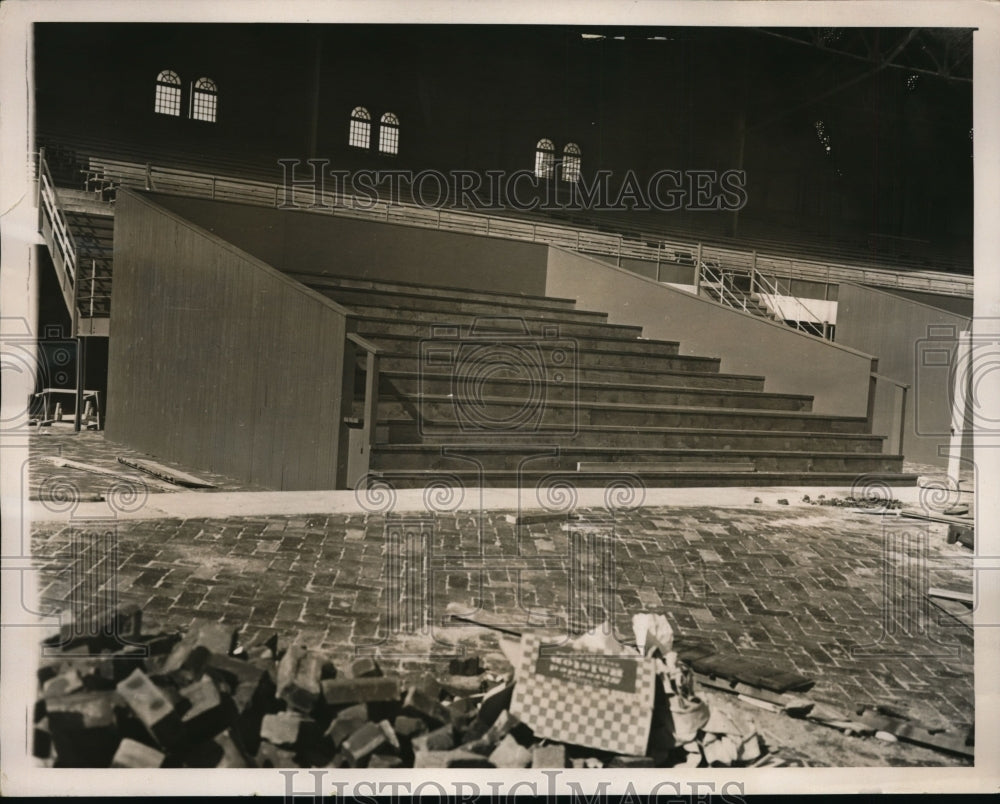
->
[260,712,314,748]
[321,676,400,706]
[183,729,251,768]
[179,675,229,740]
[46,691,122,766]
[448,656,482,676]
[277,645,331,713]
[206,652,267,690]
[413,749,495,768]
[402,679,448,725]
[49,603,143,652]
[324,708,369,750]
[214,729,251,768]
[42,669,84,698]
[441,675,487,697]
[350,657,381,678]
[190,619,237,655]
[392,715,428,740]
[342,720,397,764]
[33,718,51,759]
[368,754,404,768]
[461,710,519,755]
[412,724,455,753]
[255,740,297,768]
[488,734,531,768]
[158,641,211,686]
[116,669,184,749]
[531,743,567,768]
[448,696,479,731]
[111,738,165,768]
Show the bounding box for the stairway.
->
[698,271,779,323]
[293,272,917,489]
[62,210,114,319]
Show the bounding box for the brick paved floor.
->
[27,428,263,501]
[29,504,973,765]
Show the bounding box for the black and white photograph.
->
[1,0,997,796]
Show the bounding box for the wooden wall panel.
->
[149,193,551,296]
[836,282,972,467]
[106,190,349,490]
[546,247,876,419]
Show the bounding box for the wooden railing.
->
[342,331,382,488]
[868,372,910,455]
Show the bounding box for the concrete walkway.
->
[27,482,962,522]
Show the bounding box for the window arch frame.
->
[190,76,218,123]
[561,142,582,183]
[349,106,372,149]
[535,138,555,179]
[378,112,400,155]
[154,69,182,117]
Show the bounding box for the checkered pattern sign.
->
[510,632,656,756]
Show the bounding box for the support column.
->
[74,336,86,432]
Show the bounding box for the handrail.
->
[37,150,82,332]
[346,331,382,357]
[747,266,828,333]
[700,261,750,313]
[71,150,973,299]
[869,371,910,455]
[347,331,381,466]
[38,153,79,283]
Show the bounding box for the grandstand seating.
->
[292,272,916,488]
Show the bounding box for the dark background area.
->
[34,23,974,264]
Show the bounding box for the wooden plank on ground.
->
[928,587,974,605]
[857,707,973,758]
[692,672,793,707]
[689,652,814,693]
[117,457,215,488]
[45,457,175,490]
[928,596,973,629]
[900,511,974,526]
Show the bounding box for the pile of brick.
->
[804,493,903,509]
[34,607,775,769]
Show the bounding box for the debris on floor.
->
[34,608,780,769]
[806,494,903,510]
[946,523,974,549]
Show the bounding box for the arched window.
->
[379,112,400,155]
[562,143,582,183]
[349,107,372,149]
[190,77,218,122]
[154,70,182,116]
[535,139,555,179]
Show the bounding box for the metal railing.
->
[70,153,973,300]
[36,148,81,332]
[699,260,756,315]
[747,264,829,337]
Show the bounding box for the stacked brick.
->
[34,607,772,768]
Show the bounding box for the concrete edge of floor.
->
[25,482,970,522]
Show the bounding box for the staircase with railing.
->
[36,149,113,336]
[698,259,833,339]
